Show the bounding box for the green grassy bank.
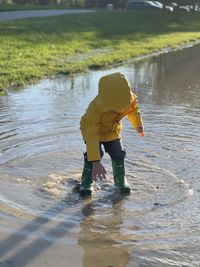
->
[0,10,200,92]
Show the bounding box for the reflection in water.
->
[126,44,200,108]
[0,44,200,266]
[152,45,200,107]
[79,195,130,267]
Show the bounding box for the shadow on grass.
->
[0,10,200,44]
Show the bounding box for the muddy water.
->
[0,44,200,267]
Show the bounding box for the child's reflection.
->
[79,195,130,267]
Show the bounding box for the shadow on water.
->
[0,189,131,267]
[0,195,80,266]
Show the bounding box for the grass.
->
[0,10,200,92]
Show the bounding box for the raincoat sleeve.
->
[127,99,143,131]
[83,100,101,161]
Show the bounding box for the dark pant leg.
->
[84,143,104,162]
[102,138,126,159]
[103,139,130,192]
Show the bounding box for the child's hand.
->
[136,126,145,137]
[92,161,107,181]
[140,131,145,137]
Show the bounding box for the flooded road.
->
[0,44,200,267]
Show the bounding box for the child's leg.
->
[79,152,93,196]
[103,138,126,158]
[103,139,131,194]
[80,145,104,196]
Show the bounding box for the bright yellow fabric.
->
[80,72,143,161]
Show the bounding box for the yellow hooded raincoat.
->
[80,72,143,161]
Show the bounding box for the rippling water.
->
[1,44,200,267]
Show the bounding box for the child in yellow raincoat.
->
[79,72,144,196]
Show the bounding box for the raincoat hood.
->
[96,72,134,113]
[80,72,144,161]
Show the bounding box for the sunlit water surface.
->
[0,44,200,267]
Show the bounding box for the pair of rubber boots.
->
[79,158,131,196]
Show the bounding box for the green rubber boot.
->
[80,160,93,196]
[112,158,131,194]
